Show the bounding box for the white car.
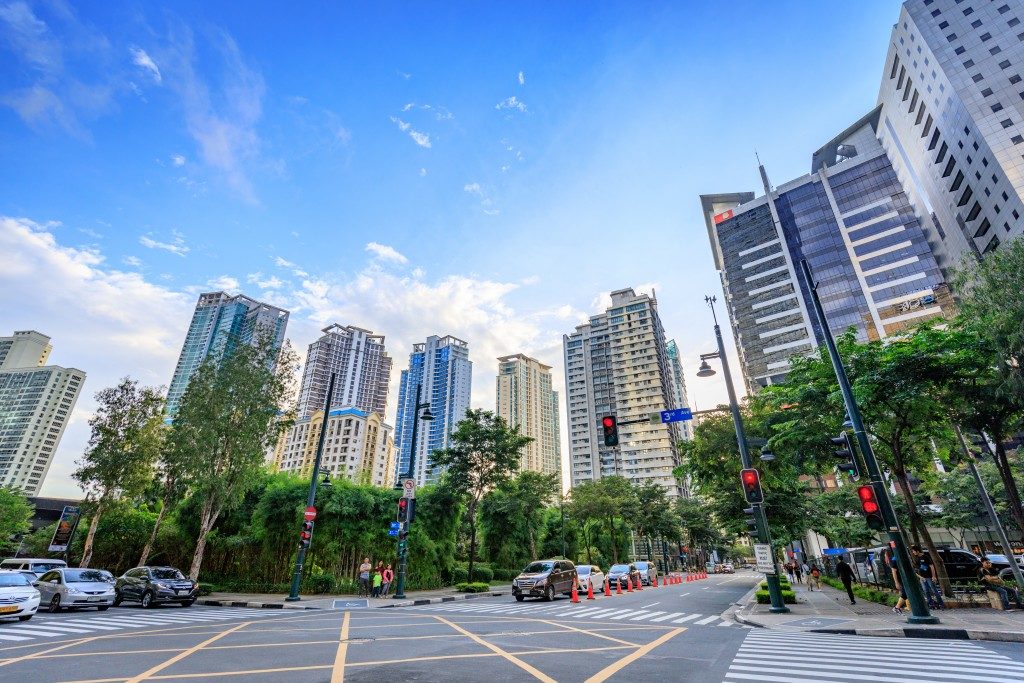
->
[35,568,116,612]
[0,569,41,622]
[575,565,606,593]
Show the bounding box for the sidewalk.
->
[734,581,1024,642]
[197,585,510,610]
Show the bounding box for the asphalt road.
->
[3,572,1024,682]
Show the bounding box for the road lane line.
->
[641,603,659,608]
[631,611,664,621]
[670,614,700,623]
[583,627,685,683]
[330,611,351,683]
[432,614,556,683]
[122,620,251,683]
[694,615,719,625]
[679,593,690,596]
[649,613,682,622]
[609,611,648,620]
[0,634,32,641]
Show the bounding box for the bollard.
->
[587,580,595,600]
[604,579,612,597]
[571,582,580,603]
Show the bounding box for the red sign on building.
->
[713,209,734,224]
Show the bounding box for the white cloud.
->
[389,116,431,148]
[274,255,308,278]
[419,168,427,177]
[129,46,161,83]
[139,231,189,257]
[365,242,408,264]
[208,275,239,291]
[397,70,412,80]
[247,272,284,290]
[518,70,525,86]
[123,255,142,267]
[170,154,185,167]
[463,182,482,196]
[495,96,527,113]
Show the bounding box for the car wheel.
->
[545,585,555,602]
[49,595,61,613]
[180,599,195,607]
[140,590,155,608]
[18,615,32,622]
[98,606,109,611]
[112,593,122,607]
[515,595,525,602]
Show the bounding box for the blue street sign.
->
[660,408,693,423]
[389,521,401,530]
[822,547,846,556]
[388,529,399,536]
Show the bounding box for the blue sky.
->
[1,1,899,497]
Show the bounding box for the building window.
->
[1010,18,1021,28]
[981,32,992,42]
[948,33,958,43]
[972,19,983,28]
[966,202,982,222]
[956,46,966,55]
[983,87,994,97]
[1001,118,1014,128]
[951,170,965,192]
[942,157,956,177]
[1012,75,1023,84]
[973,73,985,83]
[992,47,1003,56]
[940,20,950,29]
[959,187,974,207]
[936,141,948,161]
[999,4,1010,14]
[974,218,991,239]
[923,115,934,138]
[993,102,1005,112]
[964,7,975,16]
[964,59,975,68]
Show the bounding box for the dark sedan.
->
[114,566,197,608]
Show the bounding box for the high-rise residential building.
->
[295,325,392,419]
[664,340,692,442]
[393,335,472,486]
[876,0,1024,273]
[495,354,562,481]
[700,110,954,391]
[166,292,289,417]
[0,331,85,495]
[563,288,682,495]
[273,408,395,488]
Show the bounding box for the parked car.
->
[721,563,735,574]
[983,554,1024,573]
[512,560,577,602]
[35,568,116,612]
[114,566,197,608]
[0,570,40,622]
[0,558,68,577]
[607,563,634,588]
[634,561,657,586]
[935,548,983,582]
[575,565,606,593]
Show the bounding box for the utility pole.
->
[800,259,937,624]
[392,383,432,600]
[286,372,335,602]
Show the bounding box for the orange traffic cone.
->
[587,580,595,600]
[571,582,580,603]
[604,580,612,597]
[636,577,643,590]
[627,577,633,592]
[616,579,622,595]
[653,575,658,588]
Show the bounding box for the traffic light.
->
[601,416,619,447]
[857,484,885,531]
[830,431,860,480]
[397,497,409,523]
[740,468,763,504]
[744,506,759,535]
[299,520,313,549]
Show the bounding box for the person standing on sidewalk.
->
[371,567,383,598]
[912,545,945,610]
[808,564,821,591]
[887,549,909,614]
[358,557,372,597]
[381,564,394,597]
[785,562,795,583]
[836,558,857,605]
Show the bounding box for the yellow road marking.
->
[584,627,685,683]
[432,614,556,683]
[330,611,350,683]
[123,621,251,683]
[529,617,639,647]
[0,635,105,669]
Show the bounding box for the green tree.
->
[480,471,558,568]
[673,496,722,569]
[627,482,679,560]
[0,487,34,554]
[73,378,165,567]
[167,335,297,579]
[430,409,530,582]
[807,488,875,549]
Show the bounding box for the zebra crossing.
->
[411,599,744,628]
[725,629,1024,682]
[0,607,276,644]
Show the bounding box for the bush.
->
[755,589,796,604]
[303,573,335,594]
[455,582,492,593]
[492,568,518,582]
[470,566,494,583]
[451,567,469,585]
[197,583,214,596]
[759,579,791,591]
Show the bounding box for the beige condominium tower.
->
[496,354,562,483]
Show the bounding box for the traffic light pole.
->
[707,297,789,613]
[800,259,937,624]
[286,372,336,602]
[393,383,429,600]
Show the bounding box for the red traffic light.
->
[740,468,763,504]
[398,498,408,509]
[602,417,614,428]
[857,485,879,513]
[741,470,758,486]
[601,416,619,447]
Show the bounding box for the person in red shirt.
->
[381,563,395,597]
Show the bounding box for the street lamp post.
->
[799,259,937,624]
[286,372,336,602]
[392,383,433,600]
[698,295,789,613]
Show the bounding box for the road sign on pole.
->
[659,408,693,423]
[390,521,402,531]
[403,478,417,499]
[304,506,317,522]
[388,529,399,537]
[754,544,775,574]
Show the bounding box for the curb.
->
[197,590,507,611]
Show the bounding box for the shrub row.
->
[820,577,898,606]
[455,582,492,593]
[755,589,797,604]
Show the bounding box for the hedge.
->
[821,577,898,606]
[755,589,797,604]
[455,582,492,593]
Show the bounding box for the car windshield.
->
[986,555,1008,563]
[576,566,591,575]
[65,569,113,583]
[31,563,65,572]
[635,562,649,569]
[0,574,32,587]
[610,564,629,573]
[152,569,186,580]
[522,562,553,574]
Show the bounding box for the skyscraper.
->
[295,324,392,419]
[664,340,692,442]
[166,292,289,417]
[563,288,682,495]
[701,110,954,391]
[876,0,1024,272]
[393,335,472,486]
[0,331,85,495]
[495,354,562,481]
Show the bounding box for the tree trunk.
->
[607,516,619,564]
[138,498,168,567]
[527,527,537,560]
[79,499,105,568]
[189,498,220,581]
[583,523,593,565]
[467,500,478,583]
[993,441,1024,536]
[894,472,953,597]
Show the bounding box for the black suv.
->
[114,566,197,608]
[512,560,577,602]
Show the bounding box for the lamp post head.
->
[420,407,435,421]
[319,469,332,488]
[696,360,716,378]
[760,445,776,462]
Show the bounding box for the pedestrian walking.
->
[911,545,945,609]
[979,557,1024,611]
[785,562,795,583]
[808,564,821,591]
[887,549,908,614]
[793,562,803,585]
[358,557,372,597]
[836,558,857,605]
[381,564,394,597]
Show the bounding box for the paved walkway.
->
[735,580,1024,642]
[197,585,510,610]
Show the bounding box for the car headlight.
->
[154,582,170,589]
[534,578,547,587]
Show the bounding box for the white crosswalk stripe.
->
[412,601,737,627]
[0,607,276,645]
[725,630,1024,682]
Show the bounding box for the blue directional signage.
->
[390,521,401,531]
[660,408,693,423]
[388,529,399,537]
